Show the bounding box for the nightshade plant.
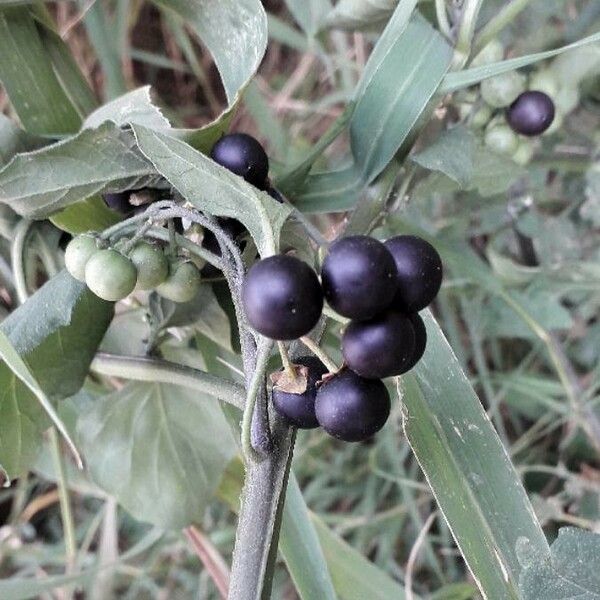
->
[0,1,599,600]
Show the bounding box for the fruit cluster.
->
[457,40,575,165]
[242,234,443,442]
[65,235,201,303]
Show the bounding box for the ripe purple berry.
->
[506,91,555,136]
[242,255,323,340]
[315,369,391,442]
[384,235,443,312]
[210,133,269,189]
[321,236,398,320]
[342,311,416,379]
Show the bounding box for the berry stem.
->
[299,336,339,373]
[167,219,177,257]
[435,0,452,40]
[277,341,297,379]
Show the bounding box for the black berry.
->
[315,369,390,442]
[404,313,427,372]
[103,191,133,215]
[210,133,269,188]
[242,255,323,340]
[321,236,398,320]
[342,311,416,379]
[506,91,555,136]
[384,235,442,312]
[272,356,328,428]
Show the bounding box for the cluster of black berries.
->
[242,234,442,442]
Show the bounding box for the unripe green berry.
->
[85,249,137,301]
[481,71,526,108]
[65,234,99,281]
[484,124,519,155]
[129,242,169,290]
[542,109,564,136]
[471,103,493,128]
[554,86,579,115]
[512,139,535,165]
[529,69,559,97]
[156,261,201,303]
[472,40,504,67]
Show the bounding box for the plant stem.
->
[454,0,486,67]
[473,0,536,56]
[91,353,245,409]
[49,427,77,577]
[10,219,34,304]
[241,337,274,461]
[228,419,296,600]
[435,0,452,40]
[299,336,339,373]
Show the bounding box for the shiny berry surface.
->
[321,236,398,320]
[210,133,269,188]
[384,235,442,312]
[242,255,323,340]
[506,91,555,136]
[342,311,416,379]
[315,369,391,442]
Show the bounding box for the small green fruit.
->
[529,69,559,97]
[472,40,504,67]
[554,86,579,115]
[156,261,201,303]
[85,249,137,301]
[471,103,493,128]
[484,124,519,155]
[65,234,99,281]
[129,242,169,290]
[481,71,526,108]
[512,139,535,165]
[542,109,564,136]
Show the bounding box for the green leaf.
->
[0,271,113,478]
[0,329,82,469]
[279,476,337,600]
[519,527,600,599]
[350,14,453,183]
[0,7,82,134]
[78,381,237,529]
[0,122,156,219]
[50,196,122,234]
[311,513,414,600]
[284,0,331,36]
[0,114,46,168]
[402,311,549,599]
[324,0,399,31]
[440,30,600,93]
[150,0,267,105]
[411,126,476,187]
[293,165,362,213]
[33,8,98,117]
[83,86,171,130]
[430,583,478,600]
[132,124,292,256]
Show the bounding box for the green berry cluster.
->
[64,234,201,303]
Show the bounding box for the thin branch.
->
[91,353,245,409]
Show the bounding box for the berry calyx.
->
[65,234,99,282]
[404,313,427,372]
[506,91,555,136]
[85,249,137,301]
[210,133,269,189]
[315,369,390,442]
[384,235,443,312]
[156,261,201,303]
[342,311,416,379]
[321,235,398,320]
[242,255,323,340]
[272,356,328,429]
[129,242,169,290]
